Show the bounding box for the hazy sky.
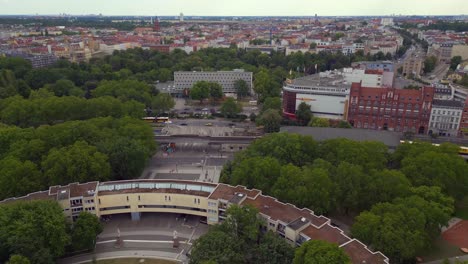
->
[1,0,467,16]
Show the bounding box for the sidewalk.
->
[59,249,187,264]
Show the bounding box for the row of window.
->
[431,116,460,123]
[432,109,461,116]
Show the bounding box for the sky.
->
[1,0,467,16]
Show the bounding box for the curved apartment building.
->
[1,179,389,264]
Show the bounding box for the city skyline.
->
[1,0,468,16]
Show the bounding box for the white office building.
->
[174,69,253,94]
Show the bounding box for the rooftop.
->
[432,99,464,108]
[341,240,389,264]
[286,71,350,89]
[288,217,311,231]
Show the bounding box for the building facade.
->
[282,72,350,120]
[428,100,464,136]
[174,70,253,94]
[402,56,423,79]
[347,82,435,133]
[1,179,389,264]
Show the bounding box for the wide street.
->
[59,213,208,264]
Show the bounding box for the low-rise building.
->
[174,69,253,94]
[1,179,390,264]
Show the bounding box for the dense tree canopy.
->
[0,117,156,200]
[71,212,103,251]
[220,98,242,118]
[0,200,70,263]
[0,95,145,128]
[296,102,312,125]
[190,205,294,264]
[151,93,175,115]
[221,133,466,263]
[293,240,351,264]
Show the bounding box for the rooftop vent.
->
[301,217,306,222]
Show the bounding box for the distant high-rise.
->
[153,16,160,32]
[180,13,184,22]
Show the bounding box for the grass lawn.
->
[419,236,464,262]
[455,196,468,220]
[91,258,177,264]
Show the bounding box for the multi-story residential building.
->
[428,100,464,136]
[4,52,58,68]
[1,180,389,264]
[347,82,435,133]
[402,55,423,79]
[174,69,253,94]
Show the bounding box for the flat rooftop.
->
[286,71,349,89]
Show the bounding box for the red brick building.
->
[347,82,435,134]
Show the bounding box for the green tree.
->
[253,68,281,102]
[308,117,329,127]
[401,150,468,199]
[245,133,318,166]
[293,240,351,264]
[336,120,351,128]
[0,200,70,263]
[45,79,83,97]
[252,231,294,264]
[220,98,242,118]
[0,157,43,200]
[92,80,152,105]
[42,141,110,186]
[209,82,223,100]
[234,79,250,99]
[97,136,152,180]
[261,97,282,114]
[151,93,175,114]
[0,69,18,99]
[71,212,103,251]
[7,255,30,264]
[190,81,210,102]
[230,156,281,193]
[256,109,282,133]
[450,56,462,71]
[189,228,243,264]
[423,56,437,74]
[296,102,312,125]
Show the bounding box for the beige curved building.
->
[1,179,389,264]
